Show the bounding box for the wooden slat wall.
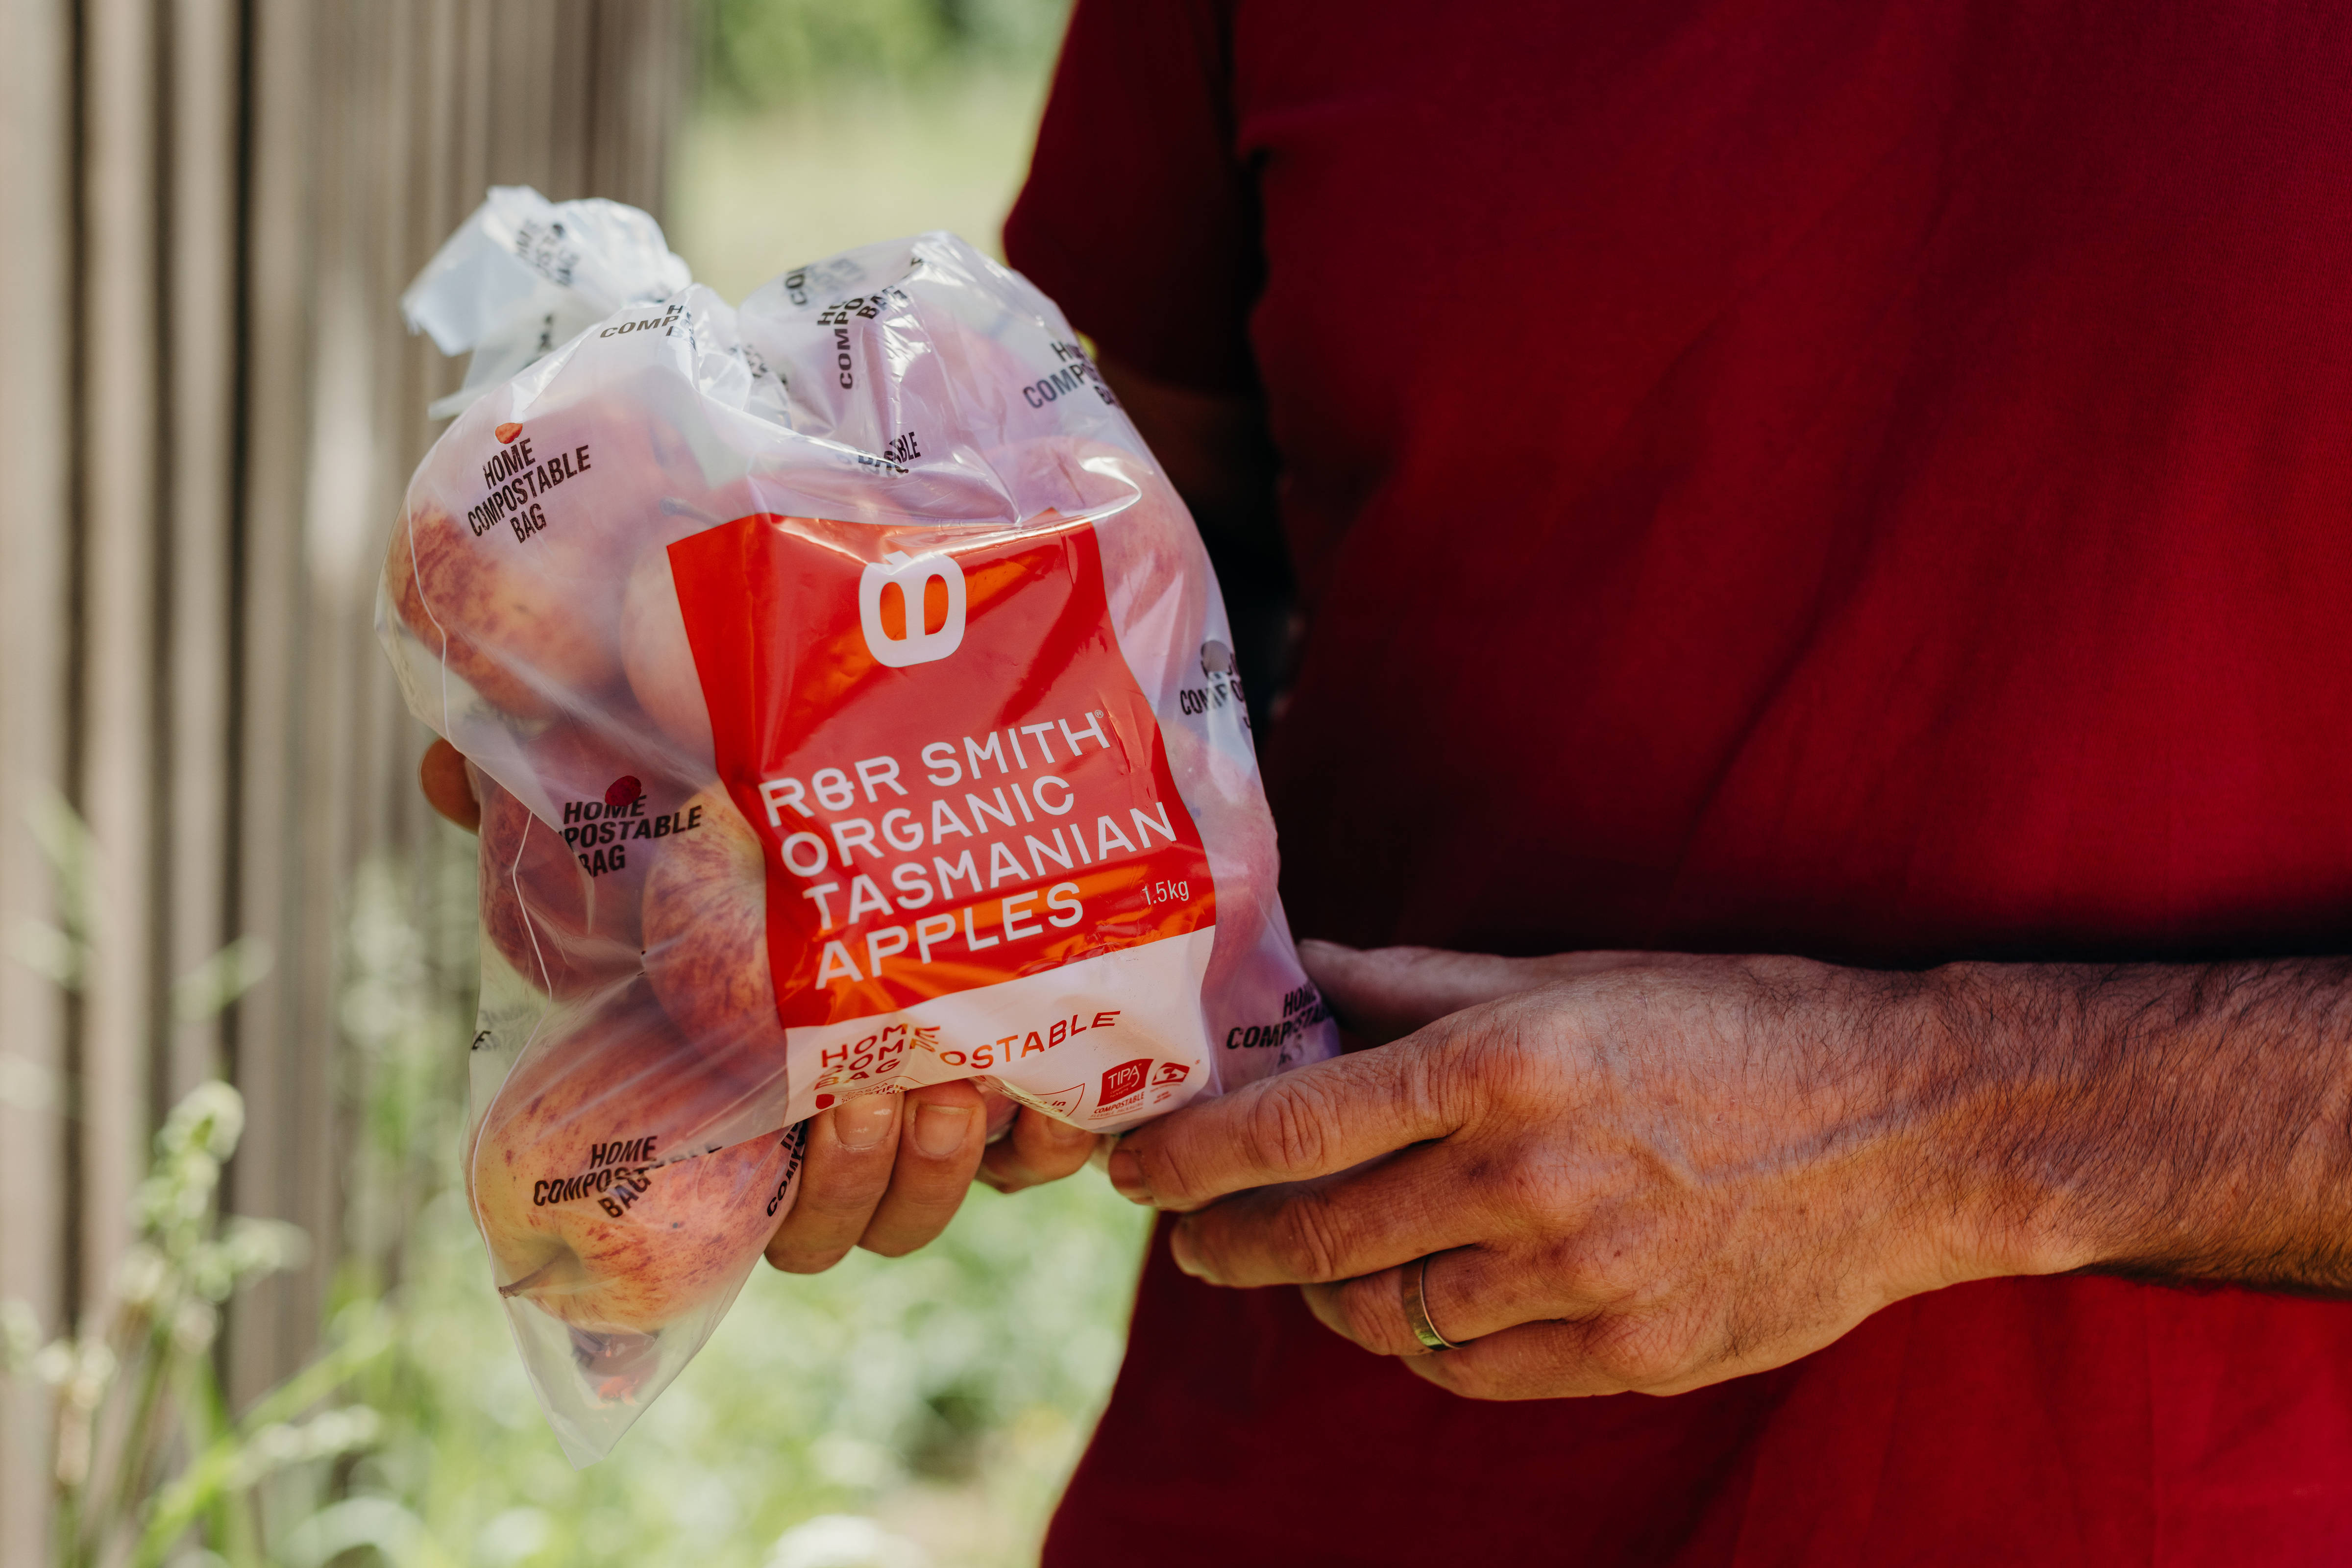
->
[0,2,685,1552]
[0,0,75,1555]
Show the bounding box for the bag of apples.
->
[378,188,1340,1462]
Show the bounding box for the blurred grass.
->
[324,829,1147,1568]
[364,1174,1146,1568]
[673,0,1069,294]
[670,73,1051,302]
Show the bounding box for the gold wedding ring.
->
[1401,1254,1459,1352]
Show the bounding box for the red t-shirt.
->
[1005,3,2352,1562]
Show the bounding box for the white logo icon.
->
[858,549,966,668]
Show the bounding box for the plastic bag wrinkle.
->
[379,194,1337,1462]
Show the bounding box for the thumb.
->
[1297,942,1557,1045]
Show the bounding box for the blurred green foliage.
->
[311,844,1149,1568]
[698,0,1072,108]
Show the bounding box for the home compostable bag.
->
[378,187,1339,1462]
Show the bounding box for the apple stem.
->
[498,1256,565,1298]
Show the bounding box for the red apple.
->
[620,545,716,761]
[387,499,624,717]
[385,386,733,719]
[471,996,797,1335]
[474,720,703,997]
[477,769,637,999]
[982,436,1212,702]
[1157,720,1280,997]
[641,786,795,1059]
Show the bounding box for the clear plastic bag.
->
[380,187,1339,1462]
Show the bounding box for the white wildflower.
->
[171,1298,219,1356]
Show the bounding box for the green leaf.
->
[7,916,84,991]
[0,1050,61,1112]
[169,936,275,1026]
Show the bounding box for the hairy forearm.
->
[1928,958,2352,1294]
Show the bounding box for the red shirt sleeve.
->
[1003,0,1262,395]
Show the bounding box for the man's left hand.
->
[1107,942,2075,1399]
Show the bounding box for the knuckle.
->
[977,1156,1029,1193]
[1581,1316,1686,1389]
[1271,1197,1352,1282]
[1446,1367,1509,1400]
[1488,1157,1573,1230]
[1544,1232,1652,1305]
[795,1188,880,1228]
[1390,1045,1454,1132]
[1136,1132,1208,1208]
[1040,1115,1097,1150]
[860,1208,955,1257]
[1442,1011,1543,1115]
[1409,1348,1486,1397]
[765,1240,849,1275]
[1246,1079,1337,1176]
[802,1162,891,1214]
[1031,1133,1096,1181]
[1335,1273,1415,1355]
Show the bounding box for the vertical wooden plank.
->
[223,0,314,1406]
[455,0,496,225]
[281,0,372,1380]
[599,0,684,219]
[543,0,584,200]
[165,0,243,1105]
[415,0,463,416]
[360,0,432,898]
[416,0,468,424]
[78,0,162,1316]
[491,0,555,192]
[0,0,74,1553]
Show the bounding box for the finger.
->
[1164,1144,1481,1287]
[980,1089,1020,1144]
[859,1078,989,1256]
[764,1092,903,1273]
[979,1106,1100,1193]
[1107,1032,1461,1211]
[1402,1312,1713,1401]
[1300,940,1662,1045]
[420,738,481,833]
[1298,1246,1587,1359]
[1298,942,1545,1045]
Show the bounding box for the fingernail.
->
[1169,1223,1212,1281]
[833,1094,898,1152]
[912,1102,972,1158]
[1105,1147,1152,1205]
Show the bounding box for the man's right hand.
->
[417,737,1100,1273]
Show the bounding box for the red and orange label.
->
[669,513,1216,1031]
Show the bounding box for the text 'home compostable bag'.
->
[377,188,1339,1462]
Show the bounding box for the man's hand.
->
[418,737,1099,1274]
[1110,943,2027,1398]
[763,1076,1099,1272]
[1107,940,2352,1399]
